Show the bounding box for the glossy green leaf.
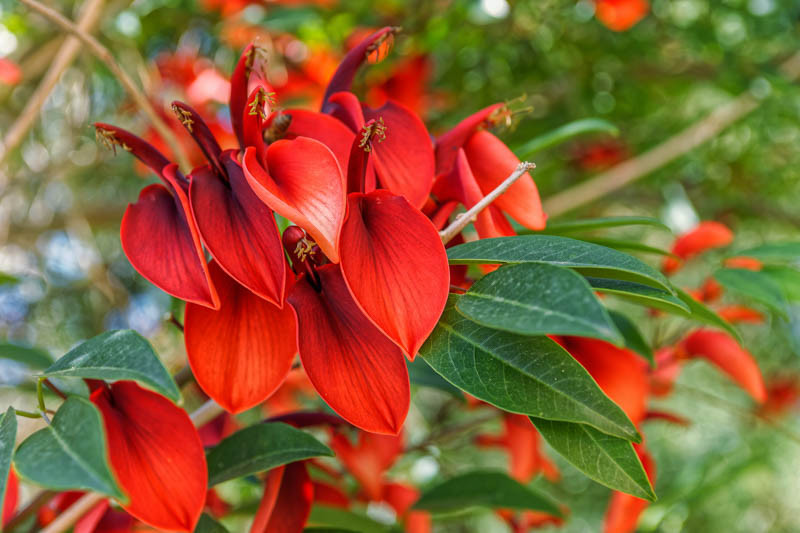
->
[762,266,800,302]
[530,418,655,501]
[0,406,17,526]
[413,470,562,515]
[307,505,389,533]
[457,263,623,344]
[407,357,463,399]
[0,342,52,369]
[733,242,800,263]
[514,118,618,159]
[43,330,180,402]
[207,422,333,486]
[447,235,673,293]
[535,216,669,235]
[714,268,788,317]
[194,514,228,533]
[419,297,640,441]
[579,238,675,257]
[14,397,124,499]
[588,278,690,314]
[674,288,741,342]
[608,311,654,366]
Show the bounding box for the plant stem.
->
[17,0,191,172]
[13,409,42,419]
[189,399,225,427]
[3,490,57,532]
[439,162,535,245]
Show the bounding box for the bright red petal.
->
[190,153,286,305]
[92,382,207,532]
[275,109,355,173]
[717,305,764,324]
[2,470,17,526]
[251,463,313,533]
[230,45,269,148]
[434,103,505,175]
[662,221,734,274]
[243,138,346,262]
[121,164,218,308]
[185,261,297,414]
[362,100,434,208]
[595,0,650,32]
[463,130,546,230]
[340,190,449,358]
[288,265,410,434]
[330,431,404,500]
[682,329,766,403]
[382,483,431,533]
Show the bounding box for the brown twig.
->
[0,0,104,170]
[439,162,535,245]
[4,490,57,531]
[543,51,800,216]
[16,0,191,171]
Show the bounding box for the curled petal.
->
[230,44,270,148]
[275,109,355,172]
[682,329,766,403]
[662,221,734,274]
[170,101,225,177]
[94,123,174,180]
[327,91,366,132]
[121,164,218,308]
[288,265,410,434]
[363,100,435,208]
[434,103,505,175]
[190,153,286,305]
[91,382,207,532]
[185,261,297,414]
[463,130,546,230]
[340,191,449,358]
[330,431,403,500]
[243,138,345,262]
[251,463,313,533]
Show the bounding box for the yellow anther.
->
[171,104,195,133]
[95,128,131,155]
[358,117,387,152]
[294,238,316,261]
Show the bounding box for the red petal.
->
[170,101,225,177]
[595,0,650,32]
[185,261,297,414]
[682,329,766,403]
[312,481,350,508]
[463,130,546,230]
[327,91,366,132]
[330,430,403,500]
[434,103,505,175]
[321,27,397,112]
[230,45,269,148]
[724,256,763,271]
[92,382,207,532]
[432,148,515,239]
[2,470,17,526]
[121,164,218,308]
[717,305,764,324]
[503,415,544,483]
[190,153,286,305]
[251,463,313,533]
[662,221,733,274]
[340,190,449,357]
[288,265,410,434]
[363,100,434,208]
[243,138,345,261]
[276,109,355,173]
[94,123,174,178]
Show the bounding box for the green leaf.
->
[14,397,124,499]
[762,266,800,302]
[714,268,788,317]
[0,272,18,286]
[0,342,52,369]
[733,242,800,263]
[207,423,333,486]
[587,278,690,314]
[447,235,673,293]
[534,216,669,235]
[579,238,675,257]
[43,330,180,402]
[0,407,17,527]
[407,357,463,399]
[304,529,364,533]
[608,311,654,366]
[419,297,640,441]
[413,470,562,516]
[307,505,390,533]
[674,288,741,341]
[530,418,655,501]
[514,118,618,159]
[194,514,228,533]
[457,263,623,344]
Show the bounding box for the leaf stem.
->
[438,162,535,245]
[13,409,42,419]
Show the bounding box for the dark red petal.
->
[432,149,515,239]
[362,100,434,209]
[92,382,207,532]
[313,481,350,509]
[321,27,397,113]
[682,329,766,403]
[190,153,286,305]
[433,103,505,175]
[242,138,346,262]
[170,101,225,177]
[330,431,403,500]
[288,265,410,434]
[340,190,449,357]
[251,463,313,533]
[242,88,270,163]
[230,45,269,148]
[121,164,218,308]
[327,91,366,132]
[184,261,297,414]
[2,470,17,526]
[94,123,174,179]
[274,109,355,173]
[463,130,546,230]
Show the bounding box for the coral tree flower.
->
[594,0,650,32]
[661,221,734,274]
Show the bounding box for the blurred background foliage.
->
[1,0,800,531]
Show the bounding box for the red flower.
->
[662,221,733,274]
[0,58,21,86]
[717,305,764,324]
[251,462,314,533]
[2,470,17,527]
[330,429,404,500]
[724,256,763,271]
[594,0,649,32]
[90,381,208,531]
